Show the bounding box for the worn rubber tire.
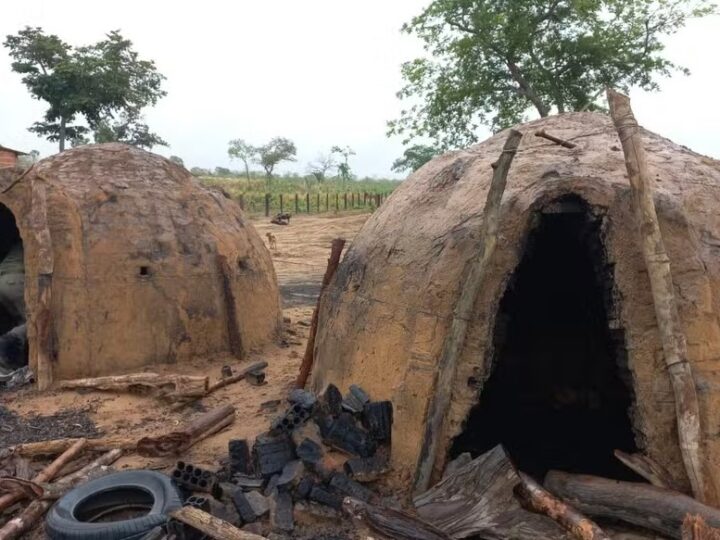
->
[46,470,182,540]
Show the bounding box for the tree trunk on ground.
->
[58,373,209,400]
[683,515,720,540]
[296,238,346,389]
[342,497,450,540]
[413,129,523,494]
[607,88,715,505]
[544,470,720,539]
[170,506,269,540]
[414,445,567,540]
[614,449,682,491]
[3,436,137,458]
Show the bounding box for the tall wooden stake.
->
[607,89,715,505]
[295,238,346,388]
[413,129,523,494]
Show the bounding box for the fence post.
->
[344,193,347,210]
[239,194,245,211]
[335,193,339,211]
[351,192,355,208]
[316,193,320,213]
[265,193,270,217]
[326,193,329,212]
[295,193,299,214]
[280,194,284,214]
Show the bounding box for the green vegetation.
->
[389,0,714,149]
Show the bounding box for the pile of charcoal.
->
[170,383,393,538]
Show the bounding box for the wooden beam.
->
[613,449,682,491]
[607,88,715,505]
[413,129,523,494]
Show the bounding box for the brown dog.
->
[266,232,277,251]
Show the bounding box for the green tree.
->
[4,27,166,152]
[389,0,713,148]
[331,145,355,183]
[306,153,336,182]
[169,155,184,167]
[93,111,167,149]
[392,144,439,173]
[255,137,297,183]
[228,139,256,181]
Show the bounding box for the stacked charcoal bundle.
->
[172,383,393,537]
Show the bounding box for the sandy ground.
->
[1,212,369,472]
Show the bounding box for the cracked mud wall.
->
[310,112,720,490]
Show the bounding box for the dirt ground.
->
[0,212,368,473]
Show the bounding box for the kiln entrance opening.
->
[0,203,26,375]
[450,196,640,481]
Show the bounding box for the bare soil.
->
[0,213,368,474]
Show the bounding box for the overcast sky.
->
[0,1,718,178]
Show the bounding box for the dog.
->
[266,232,277,251]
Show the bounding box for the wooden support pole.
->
[295,193,299,214]
[535,129,577,148]
[608,88,714,504]
[280,194,284,214]
[295,238,346,388]
[316,193,320,213]
[614,449,681,491]
[217,254,244,359]
[413,129,523,494]
[306,193,310,213]
[265,193,270,217]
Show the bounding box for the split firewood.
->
[295,237,346,389]
[545,470,720,539]
[170,506,269,540]
[683,515,720,540]
[0,449,121,540]
[614,449,682,491]
[342,497,450,540]
[171,360,268,411]
[515,472,610,540]
[414,445,567,540]
[535,129,577,149]
[137,404,235,456]
[0,437,86,512]
[58,373,209,401]
[608,88,715,505]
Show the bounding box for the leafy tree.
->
[169,155,184,167]
[306,153,336,182]
[214,166,232,176]
[93,111,167,149]
[190,167,210,176]
[4,27,166,151]
[255,137,297,183]
[331,145,355,183]
[392,144,439,173]
[228,139,256,181]
[389,0,713,148]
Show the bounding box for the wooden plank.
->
[413,129,523,494]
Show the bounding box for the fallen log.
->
[295,237,346,389]
[342,497,450,540]
[414,129,523,494]
[170,506,269,540]
[0,437,86,512]
[683,515,720,540]
[58,373,209,401]
[137,404,235,456]
[0,449,121,540]
[608,88,715,505]
[414,445,567,540]
[515,472,610,540]
[5,436,138,458]
[545,470,720,539]
[614,449,682,491]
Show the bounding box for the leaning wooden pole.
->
[607,89,715,505]
[295,237,346,389]
[413,129,523,494]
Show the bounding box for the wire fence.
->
[237,191,392,216]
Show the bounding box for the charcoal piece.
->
[233,474,264,489]
[323,413,376,458]
[245,490,270,518]
[247,369,266,386]
[221,365,233,378]
[229,439,253,475]
[309,485,343,510]
[295,438,323,465]
[271,404,311,434]
[341,384,370,414]
[171,462,218,494]
[264,474,280,497]
[320,383,343,416]
[208,499,240,526]
[288,389,317,410]
[329,472,374,502]
[232,490,259,523]
[253,433,295,476]
[344,454,390,482]
[185,495,211,512]
[362,401,393,442]
[314,413,334,439]
[277,460,304,488]
[270,490,294,532]
[295,476,314,500]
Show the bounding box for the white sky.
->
[0,1,718,178]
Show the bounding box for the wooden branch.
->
[41,448,123,499]
[414,129,524,494]
[545,470,720,539]
[515,472,610,540]
[5,436,137,458]
[535,129,577,148]
[343,497,450,540]
[683,515,720,540]
[614,449,681,491]
[414,445,566,540]
[0,437,86,511]
[58,373,209,401]
[296,237,346,389]
[217,254,245,359]
[607,88,715,505]
[170,506,269,540]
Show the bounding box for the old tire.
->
[46,470,182,540]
